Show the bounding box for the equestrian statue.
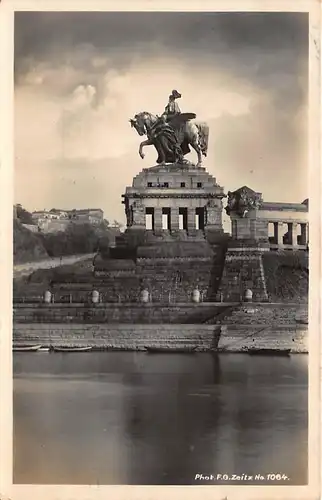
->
[129,90,209,167]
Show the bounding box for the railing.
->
[13,292,219,305]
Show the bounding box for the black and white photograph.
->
[0,1,320,499]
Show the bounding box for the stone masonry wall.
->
[14,251,227,304]
[214,303,308,326]
[13,302,308,327]
[13,302,309,352]
[218,247,269,302]
[136,258,215,302]
[215,303,308,353]
[217,325,308,353]
[13,303,231,325]
[13,322,308,353]
[13,324,219,351]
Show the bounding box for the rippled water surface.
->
[13,351,308,485]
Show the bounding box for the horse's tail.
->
[196,122,209,157]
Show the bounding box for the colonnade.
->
[271,221,308,247]
[145,206,206,231]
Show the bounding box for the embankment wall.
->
[13,302,234,325]
[13,301,308,325]
[13,323,308,353]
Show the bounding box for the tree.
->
[39,222,103,257]
[15,204,35,225]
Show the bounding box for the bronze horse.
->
[130,111,209,166]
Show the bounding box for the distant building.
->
[32,209,68,222]
[31,207,104,232]
[49,208,69,218]
[68,208,104,225]
[31,209,69,233]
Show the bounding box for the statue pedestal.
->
[218,242,270,302]
[219,186,270,302]
[122,162,226,244]
[230,210,269,243]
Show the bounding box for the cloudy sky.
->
[14,12,308,226]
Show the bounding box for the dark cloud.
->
[14,12,308,56]
[15,12,308,71]
[14,11,308,119]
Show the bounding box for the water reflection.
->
[13,352,307,485]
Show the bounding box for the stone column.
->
[154,207,163,231]
[291,222,299,247]
[206,207,222,231]
[206,206,217,225]
[171,207,180,231]
[204,197,224,238]
[187,208,196,231]
[131,201,145,227]
[231,219,237,239]
[277,222,284,246]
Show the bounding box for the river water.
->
[13,352,308,485]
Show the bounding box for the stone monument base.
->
[122,162,226,237]
[218,241,270,302]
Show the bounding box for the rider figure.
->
[161,90,182,123]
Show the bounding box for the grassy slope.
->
[262,251,308,302]
[13,219,49,264]
[13,257,95,297]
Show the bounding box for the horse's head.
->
[129,113,147,136]
[129,112,156,137]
